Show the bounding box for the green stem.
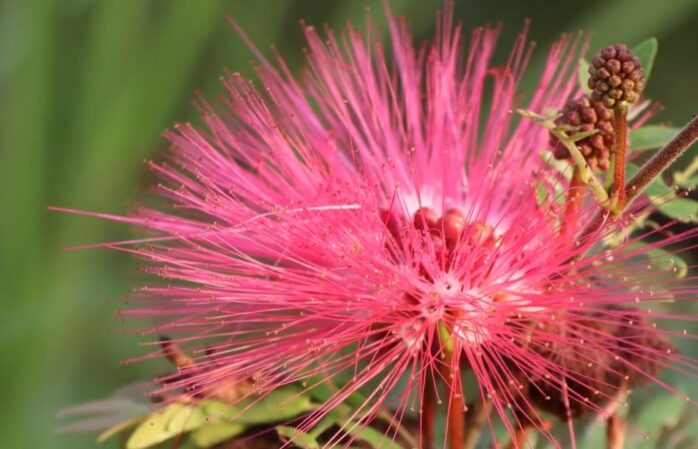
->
[549,127,610,206]
[437,322,464,449]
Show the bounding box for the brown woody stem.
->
[576,114,698,245]
[625,114,698,205]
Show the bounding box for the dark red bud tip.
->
[437,209,466,251]
[413,207,438,232]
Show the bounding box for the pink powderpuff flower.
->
[60,4,698,449]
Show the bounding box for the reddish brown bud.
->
[380,209,402,243]
[606,59,621,74]
[588,44,645,108]
[467,221,494,247]
[550,95,616,171]
[437,209,466,251]
[413,207,438,232]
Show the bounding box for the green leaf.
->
[347,423,405,449]
[626,240,688,280]
[97,417,141,443]
[646,246,689,278]
[120,386,317,449]
[629,126,680,152]
[277,410,344,449]
[651,197,698,223]
[277,426,321,449]
[673,155,698,188]
[578,419,606,449]
[540,151,573,181]
[189,422,246,447]
[199,386,317,425]
[578,58,591,94]
[535,182,548,206]
[632,38,658,82]
[675,175,698,189]
[629,393,686,449]
[626,163,698,222]
[126,404,206,449]
[305,375,367,410]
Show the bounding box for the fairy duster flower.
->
[65,4,698,449]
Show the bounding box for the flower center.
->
[380,206,498,272]
[380,206,507,345]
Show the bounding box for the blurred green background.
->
[1,0,697,448]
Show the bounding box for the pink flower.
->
[62,4,698,448]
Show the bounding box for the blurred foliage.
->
[1,0,697,448]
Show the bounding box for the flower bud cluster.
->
[589,44,645,108]
[551,96,616,170]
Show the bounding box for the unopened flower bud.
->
[588,44,645,108]
[413,207,438,233]
[437,209,466,251]
[550,96,615,170]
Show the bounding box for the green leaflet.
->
[675,175,698,189]
[632,37,659,82]
[277,426,322,449]
[651,197,698,224]
[577,419,607,449]
[199,385,317,425]
[126,403,206,449]
[305,374,368,409]
[654,405,698,449]
[626,163,698,223]
[626,241,688,279]
[539,151,573,181]
[673,155,698,188]
[97,418,141,443]
[277,409,345,449]
[118,385,318,448]
[629,393,687,449]
[346,422,406,449]
[647,246,689,279]
[189,422,246,447]
[629,126,681,152]
[277,403,410,449]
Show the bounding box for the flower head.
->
[73,5,698,449]
[589,43,646,107]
